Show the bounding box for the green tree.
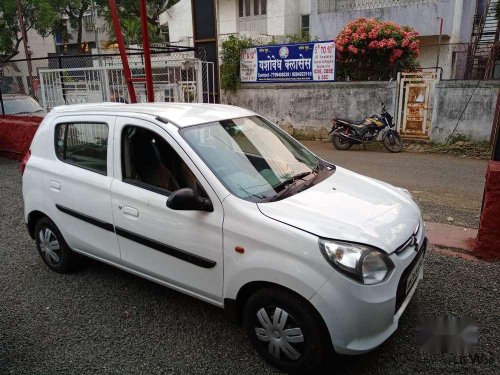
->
[51,0,93,48]
[0,0,179,61]
[0,0,57,61]
[0,0,94,60]
[99,0,179,45]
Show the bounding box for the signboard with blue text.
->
[240,41,335,83]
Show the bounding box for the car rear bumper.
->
[310,238,427,355]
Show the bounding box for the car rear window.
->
[55,122,108,175]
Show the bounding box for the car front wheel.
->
[244,287,331,374]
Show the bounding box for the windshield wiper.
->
[267,172,313,202]
[312,161,323,174]
[238,184,267,201]
[274,172,311,191]
[304,162,324,186]
[268,162,324,202]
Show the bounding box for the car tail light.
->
[20,150,31,175]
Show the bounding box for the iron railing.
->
[0,47,216,116]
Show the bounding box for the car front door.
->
[42,115,121,262]
[110,117,224,305]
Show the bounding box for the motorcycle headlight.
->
[319,239,394,285]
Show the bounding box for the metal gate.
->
[395,70,439,139]
[39,58,215,113]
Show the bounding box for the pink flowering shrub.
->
[335,18,420,80]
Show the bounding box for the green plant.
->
[220,34,255,92]
[285,33,319,44]
[447,133,471,144]
[291,129,316,141]
[335,17,420,80]
[61,71,76,83]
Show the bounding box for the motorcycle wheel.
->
[383,131,404,153]
[332,134,353,150]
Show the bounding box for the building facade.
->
[219,0,311,38]
[160,0,481,79]
[311,0,477,79]
[54,12,111,55]
[159,0,194,46]
[160,0,312,45]
[14,30,56,60]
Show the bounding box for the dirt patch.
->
[314,137,492,160]
[405,140,492,160]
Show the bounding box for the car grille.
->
[395,222,420,254]
[394,237,427,313]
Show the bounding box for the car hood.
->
[257,166,421,253]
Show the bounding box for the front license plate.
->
[406,252,424,295]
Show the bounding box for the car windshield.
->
[181,116,322,202]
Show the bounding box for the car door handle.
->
[50,180,61,191]
[122,206,139,218]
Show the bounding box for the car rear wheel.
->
[244,287,331,374]
[34,217,80,273]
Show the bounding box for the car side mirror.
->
[166,188,213,212]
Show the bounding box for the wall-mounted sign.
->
[240,41,335,83]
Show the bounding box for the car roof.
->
[50,102,256,127]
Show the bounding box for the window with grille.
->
[301,15,310,38]
[239,0,267,17]
[83,14,94,32]
[238,0,267,34]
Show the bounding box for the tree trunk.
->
[76,7,85,50]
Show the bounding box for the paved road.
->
[1,158,499,375]
[304,141,488,228]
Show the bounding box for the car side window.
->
[55,122,108,175]
[121,125,206,196]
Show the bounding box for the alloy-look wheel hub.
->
[254,307,304,360]
[38,228,61,266]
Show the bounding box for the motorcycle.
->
[328,104,404,153]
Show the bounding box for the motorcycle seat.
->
[336,118,366,126]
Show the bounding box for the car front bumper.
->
[310,237,427,355]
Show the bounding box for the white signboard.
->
[240,41,336,83]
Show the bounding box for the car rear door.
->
[110,116,224,305]
[41,115,121,262]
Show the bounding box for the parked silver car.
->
[1,94,43,116]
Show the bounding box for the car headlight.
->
[319,239,394,285]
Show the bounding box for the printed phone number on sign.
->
[258,71,313,78]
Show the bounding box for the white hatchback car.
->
[22,103,426,373]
